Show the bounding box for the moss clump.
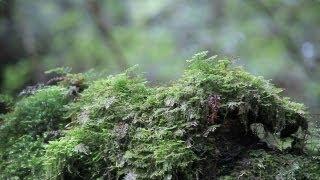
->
[44,74,152,179]
[0,94,13,114]
[0,86,70,179]
[219,150,320,180]
[0,52,316,179]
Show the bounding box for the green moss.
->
[44,127,109,179]
[44,74,151,179]
[0,86,70,179]
[0,52,316,179]
[219,150,320,180]
[0,135,45,179]
[0,94,13,114]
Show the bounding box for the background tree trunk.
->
[86,0,128,71]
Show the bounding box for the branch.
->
[86,0,128,71]
[247,0,314,78]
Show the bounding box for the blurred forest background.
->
[0,0,319,116]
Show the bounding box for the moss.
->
[0,86,70,179]
[219,150,320,180]
[44,127,109,179]
[0,94,13,114]
[44,74,152,179]
[0,52,316,179]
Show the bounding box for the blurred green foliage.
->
[2,61,32,94]
[1,0,319,111]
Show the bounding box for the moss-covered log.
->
[0,52,318,179]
